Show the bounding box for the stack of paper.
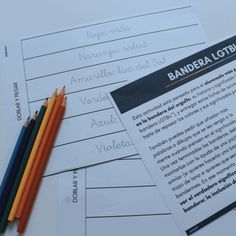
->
[0,0,236,235]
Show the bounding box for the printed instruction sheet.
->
[109,35,236,235]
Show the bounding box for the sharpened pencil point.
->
[59,86,65,96]
[24,118,30,127]
[52,88,58,97]
[62,97,67,107]
[44,99,49,107]
[33,111,38,120]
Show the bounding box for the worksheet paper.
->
[3,157,236,236]
[0,1,206,176]
[109,35,236,235]
[56,159,236,236]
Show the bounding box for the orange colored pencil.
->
[13,90,57,220]
[16,86,65,218]
[17,97,66,233]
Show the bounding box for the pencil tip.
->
[59,86,65,96]
[53,88,58,97]
[33,111,38,120]
[62,97,67,106]
[24,117,30,126]
[44,98,49,106]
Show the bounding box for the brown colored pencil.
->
[16,86,65,218]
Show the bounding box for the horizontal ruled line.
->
[22,5,191,42]
[43,154,139,177]
[25,42,206,82]
[86,213,171,219]
[53,129,127,148]
[86,185,156,190]
[28,80,127,104]
[23,24,198,60]
[63,107,114,120]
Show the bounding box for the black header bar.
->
[186,201,236,235]
[111,35,236,114]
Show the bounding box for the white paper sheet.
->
[3,157,236,236]
[109,35,236,235]
[6,158,235,236]
[0,1,206,176]
[57,159,181,236]
[58,160,236,236]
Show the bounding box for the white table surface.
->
[0,0,235,43]
[0,1,236,236]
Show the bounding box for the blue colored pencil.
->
[0,116,35,220]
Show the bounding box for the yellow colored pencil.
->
[9,89,57,221]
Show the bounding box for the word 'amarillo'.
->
[168,43,236,81]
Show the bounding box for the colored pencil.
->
[8,100,48,221]
[18,97,66,233]
[0,114,37,233]
[14,89,57,219]
[0,118,30,220]
[16,86,65,218]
